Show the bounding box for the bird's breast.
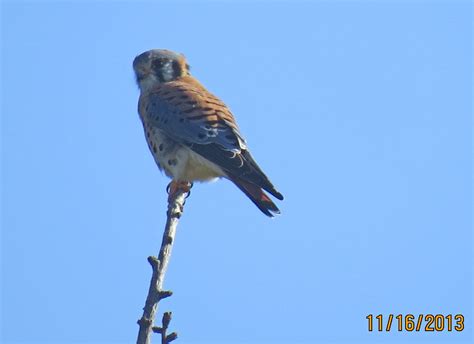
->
[143,125,224,182]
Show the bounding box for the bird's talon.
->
[167,181,193,203]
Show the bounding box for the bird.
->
[133,49,283,217]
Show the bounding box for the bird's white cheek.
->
[161,63,175,82]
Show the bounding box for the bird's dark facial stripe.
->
[172,60,182,78]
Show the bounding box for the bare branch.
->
[136,183,190,344]
[153,312,178,344]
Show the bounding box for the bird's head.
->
[133,49,190,92]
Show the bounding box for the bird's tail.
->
[229,176,281,217]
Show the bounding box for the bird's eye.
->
[153,59,166,68]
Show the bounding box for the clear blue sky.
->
[1,1,472,343]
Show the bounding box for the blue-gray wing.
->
[141,79,246,152]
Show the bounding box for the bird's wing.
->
[140,77,283,200]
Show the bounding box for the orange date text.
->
[366,314,464,332]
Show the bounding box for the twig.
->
[136,183,191,344]
[153,312,178,344]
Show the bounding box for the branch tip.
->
[162,312,172,328]
[166,332,178,342]
[147,256,160,270]
[158,290,173,300]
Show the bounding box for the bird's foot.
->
[167,180,193,203]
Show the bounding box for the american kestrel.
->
[133,49,283,217]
